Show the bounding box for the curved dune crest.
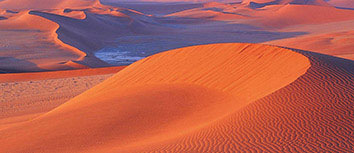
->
[0,43,311,152]
[253,4,354,28]
[242,0,331,8]
[139,48,354,152]
[328,0,354,8]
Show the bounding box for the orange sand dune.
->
[140,46,354,152]
[242,0,331,7]
[167,2,246,20]
[267,30,354,60]
[251,4,354,28]
[167,8,245,20]
[328,0,354,8]
[1,43,354,152]
[0,43,312,152]
[0,10,88,71]
[0,0,124,71]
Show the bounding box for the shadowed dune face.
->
[0,43,310,152]
[0,56,42,72]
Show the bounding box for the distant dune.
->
[3,43,354,152]
[242,0,331,7]
[0,0,353,72]
[328,0,354,8]
[251,4,354,28]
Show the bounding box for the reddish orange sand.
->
[1,43,354,152]
[4,42,351,152]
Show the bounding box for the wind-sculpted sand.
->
[138,47,354,152]
[0,43,318,152]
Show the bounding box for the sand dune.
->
[139,47,354,152]
[0,43,312,152]
[328,0,354,8]
[0,0,134,71]
[267,30,354,60]
[0,41,353,152]
[166,1,354,28]
[0,10,87,71]
[249,4,354,28]
[242,0,331,8]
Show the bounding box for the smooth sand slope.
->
[0,43,312,152]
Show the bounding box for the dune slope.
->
[0,43,311,152]
[140,48,354,152]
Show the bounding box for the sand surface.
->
[5,43,353,152]
[0,66,124,130]
[1,43,353,152]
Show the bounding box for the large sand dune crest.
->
[0,43,311,152]
[142,48,354,152]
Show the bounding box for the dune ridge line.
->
[0,43,311,152]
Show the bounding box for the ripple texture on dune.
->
[140,49,354,152]
[7,43,354,153]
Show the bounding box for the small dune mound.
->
[167,2,245,20]
[243,0,331,8]
[0,43,311,152]
[252,4,354,28]
[328,0,354,8]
